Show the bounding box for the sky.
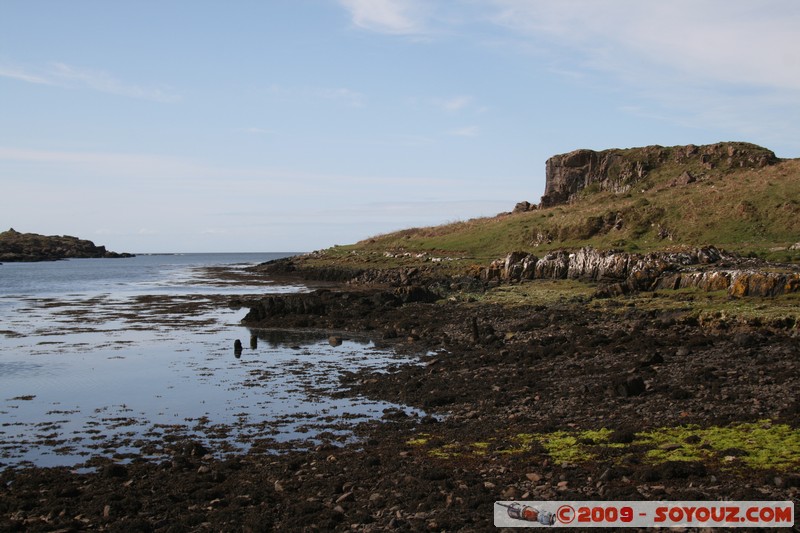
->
[1,1,799,253]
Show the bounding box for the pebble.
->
[336,491,354,504]
[328,336,343,346]
[501,487,517,499]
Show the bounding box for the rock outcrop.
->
[0,228,133,262]
[540,142,779,207]
[512,201,537,213]
[242,286,439,327]
[483,247,800,298]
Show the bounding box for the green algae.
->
[406,434,431,446]
[636,420,800,469]
[407,420,800,472]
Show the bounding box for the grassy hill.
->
[339,148,800,267]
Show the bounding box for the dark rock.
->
[615,376,646,397]
[639,353,664,367]
[243,293,326,321]
[513,201,536,213]
[393,285,439,304]
[670,388,693,400]
[102,463,128,478]
[732,332,759,347]
[381,407,407,420]
[609,428,637,444]
[643,461,707,480]
[0,228,133,262]
[670,170,696,187]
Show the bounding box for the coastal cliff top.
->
[299,142,799,268]
[540,142,780,207]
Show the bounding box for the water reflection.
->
[247,328,372,349]
[0,259,424,469]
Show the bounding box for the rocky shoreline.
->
[2,253,799,531]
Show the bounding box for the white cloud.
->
[490,0,800,92]
[448,126,480,137]
[0,61,180,102]
[440,95,473,112]
[338,0,426,35]
[336,0,800,93]
[486,0,800,151]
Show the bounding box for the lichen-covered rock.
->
[729,272,800,297]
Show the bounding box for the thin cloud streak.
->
[440,95,473,112]
[448,126,480,137]
[0,146,464,189]
[0,61,180,102]
[317,87,366,107]
[267,84,366,108]
[0,65,56,85]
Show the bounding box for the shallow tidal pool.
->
[0,257,422,469]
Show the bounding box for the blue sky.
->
[2,1,799,253]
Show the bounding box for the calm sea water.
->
[0,254,421,469]
[0,253,294,297]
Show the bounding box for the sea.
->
[0,254,420,469]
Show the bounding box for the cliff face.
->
[0,228,133,262]
[540,142,779,207]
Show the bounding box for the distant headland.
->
[0,228,134,262]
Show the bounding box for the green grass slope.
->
[346,157,800,265]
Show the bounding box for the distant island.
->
[0,228,134,262]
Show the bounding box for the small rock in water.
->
[234,339,243,357]
[328,335,343,347]
[249,335,257,349]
